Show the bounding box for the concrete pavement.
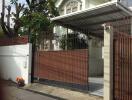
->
[24,82,103,100]
[2,80,103,100]
[4,84,65,100]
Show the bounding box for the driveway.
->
[2,80,103,100]
[3,82,65,100]
[24,82,103,100]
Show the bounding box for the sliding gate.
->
[34,49,88,85]
[33,33,89,90]
[113,33,132,100]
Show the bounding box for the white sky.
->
[0,0,26,27]
[0,0,26,13]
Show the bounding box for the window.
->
[60,9,64,15]
[66,1,78,14]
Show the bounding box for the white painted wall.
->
[85,0,109,8]
[0,43,32,84]
[89,40,104,77]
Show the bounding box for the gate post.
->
[103,24,113,100]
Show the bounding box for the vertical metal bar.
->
[126,36,128,100]
[127,35,129,100]
[130,37,131,100]
[119,36,122,100]
[123,34,124,100]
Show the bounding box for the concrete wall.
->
[89,39,104,77]
[0,43,32,84]
[89,47,103,77]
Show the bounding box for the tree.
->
[0,0,10,37]
[0,0,58,40]
[20,0,59,44]
[0,0,25,37]
[0,26,5,37]
[60,33,88,50]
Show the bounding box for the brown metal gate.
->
[113,33,132,100]
[34,49,88,85]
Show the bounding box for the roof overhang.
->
[51,1,132,37]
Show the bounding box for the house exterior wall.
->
[0,44,32,84]
[85,0,109,8]
[89,40,104,76]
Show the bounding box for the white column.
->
[27,43,32,84]
[104,24,113,100]
[82,0,86,10]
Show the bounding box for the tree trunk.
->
[2,0,5,15]
[1,0,13,37]
[7,6,11,28]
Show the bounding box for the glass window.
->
[66,1,78,14]
[60,9,64,15]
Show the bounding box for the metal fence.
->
[113,33,132,100]
[34,49,88,85]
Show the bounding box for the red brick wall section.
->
[0,36,28,46]
[34,49,88,85]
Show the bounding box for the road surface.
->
[4,85,65,100]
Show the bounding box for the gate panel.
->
[34,49,88,85]
[114,34,132,100]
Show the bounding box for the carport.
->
[51,1,132,100]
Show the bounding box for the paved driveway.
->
[25,83,103,100]
[2,80,103,100]
[4,85,65,100]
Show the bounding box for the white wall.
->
[85,0,109,8]
[0,43,32,84]
[89,46,104,77]
[89,39,104,77]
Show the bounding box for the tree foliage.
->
[60,33,88,50]
[0,0,59,39]
[20,0,59,43]
[0,0,25,37]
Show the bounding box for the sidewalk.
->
[24,82,103,100]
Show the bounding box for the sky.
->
[0,0,26,13]
[0,0,26,27]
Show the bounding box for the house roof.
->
[51,1,132,37]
